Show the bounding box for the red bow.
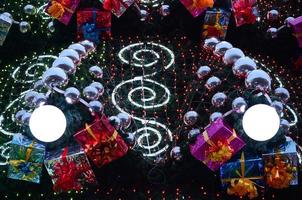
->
[233,0,256,25]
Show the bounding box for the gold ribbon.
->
[192,0,214,9]
[221,153,263,199]
[85,123,97,141]
[47,1,74,19]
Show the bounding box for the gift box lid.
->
[264,136,297,155]
[10,134,45,150]
[289,16,302,27]
[45,144,83,161]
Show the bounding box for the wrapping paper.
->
[189,118,245,171]
[202,9,231,39]
[100,0,135,18]
[74,115,128,167]
[0,13,13,46]
[262,137,298,189]
[179,0,214,18]
[220,153,264,199]
[231,0,259,27]
[289,16,302,48]
[7,134,45,183]
[77,8,111,44]
[44,146,97,192]
[45,0,80,25]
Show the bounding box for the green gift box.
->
[7,134,45,183]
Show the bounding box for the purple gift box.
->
[289,16,302,48]
[179,0,210,18]
[45,0,80,25]
[189,118,245,171]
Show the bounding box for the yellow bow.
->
[47,1,73,19]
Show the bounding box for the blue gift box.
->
[0,13,13,46]
[7,134,45,183]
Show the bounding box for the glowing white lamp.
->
[242,104,280,141]
[29,105,66,142]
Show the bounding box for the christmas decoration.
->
[179,0,214,18]
[232,0,259,27]
[0,13,13,46]
[289,16,302,48]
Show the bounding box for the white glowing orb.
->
[242,104,280,141]
[29,105,66,142]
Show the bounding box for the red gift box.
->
[74,115,128,167]
[100,0,135,18]
[77,8,111,44]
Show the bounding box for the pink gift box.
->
[189,118,245,171]
[289,16,302,48]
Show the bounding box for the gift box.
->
[77,8,111,44]
[100,0,135,18]
[189,118,245,171]
[262,137,298,189]
[0,13,13,46]
[289,16,302,48]
[7,134,45,183]
[74,115,128,167]
[231,0,259,27]
[179,0,214,18]
[220,153,264,199]
[202,9,231,39]
[45,0,80,25]
[44,146,97,192]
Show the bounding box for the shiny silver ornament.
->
[80,40,95,53]
[183,111,198,126]
[90,82,104,96]
[204,37,220,50]
[267,10,279,21]
[267,27,278,39]
[23,4,36,15]
[160,5,170,17]
[280,119,290,132]
[21,112,31,124]
[245,69,271,92]
[33,80,44,91]
[209,112,222,122]
[15,110,27,123]
[68,43,87,58]
[214,41,233,56]
[33,93,47,107]
[205,76,221,90]
[117,112,132,129]
[223,48,245,65]
[109,116,121,130]
[42,67,68,88]
[64,87,80,104]
[284,17,295,27]
[83,86,99,100]
[196,66,211,79]
[233,57,257,78]
[188,128,200,142]
[211,92,227,108]
[271,100,283,115]
[19,21,31,33]
[140,10,149,21]
[2,12,13,19]
[47,21,55,33]
[24,91,39,106]
[232,97,247,113]
[52,57,76,74]
[274,87,290,103]
[88,100,104,113]
[170,146,182,161]
[89,66,103,78]
[59,49,80,64]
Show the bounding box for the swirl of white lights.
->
[113,42,175,157]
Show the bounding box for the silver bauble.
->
[117,112,132,129]
[64,87,80,104]
[42,67,68,88]
[89,66,103,78]
[211,92,227,108]
[19,21,31,33]
[88,100,104,113]
[232,97,247,113]
[245,69,271,92]
[271,100,284,115]
[52,57,76,74]
[68,43,87,58]
[15,110,27,123]
[90,82,104,96]
[223,48,245,65]
[33,93,47,107]
[24,91,39,106]
[204,37,220,50]
[183,111,198,126]
[83,86,99,100]
[109,116,121,130]
[205,76,221,90]
[80,40,95,53]
[59,49,80,64]
[233,57,257,78]
[196,66,211,79]
[274,87,290,103]
[209,112,223,122]
[170,146,182,161]
[23,4,36,15]
[214,41,233,56]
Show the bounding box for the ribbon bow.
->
[47,0,73,19]
[265,154,296,189]
[233,0,256,25]
[203,129,236,164]
[103,0,121,12]
[52,147,83,192]
[192,0,214,9]
[222,153,263,199]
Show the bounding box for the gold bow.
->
[47,1,73,19]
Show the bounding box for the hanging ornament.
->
[23,4,36,15]
[223,48,245,66]
[21,112,31,125]
[267,10,279,21]
[90,82,104,96]
[170,146,183,161]
[232,57,257,78]
[33,80,44,91]
[47,21,55,33]
[284,17,295,27]
[203,37,219,50]
[68,43,87,59]
[196,66,211,79]
[117,112,132,129]
[274,87,290,103]
[109,116,121,130]
[83,86,99,100]
[211,92,227,108]
[24,91,39,107]
[89,66,103,79]
[267,27,278,39]
[88,101,104,114]
[271,100,284,115]
[205,76,221,90]
[80,40,95,53]
[2,12,13,19]
[160,5,170,17]
[19,21,31,33]
[59,49,80,64]
[140,10,149,21]
[214,41,233,56]
[232,97,247,113]
[33,93,47,107]
[52,57,76,75]
[280,119,290,132]
[15,110,27,123]
[64,87,80,104]
[209,112,222,122]
[183,111,198,126]
[188,128,200,142]
[245,69,271,92]
[42,67,68,88]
